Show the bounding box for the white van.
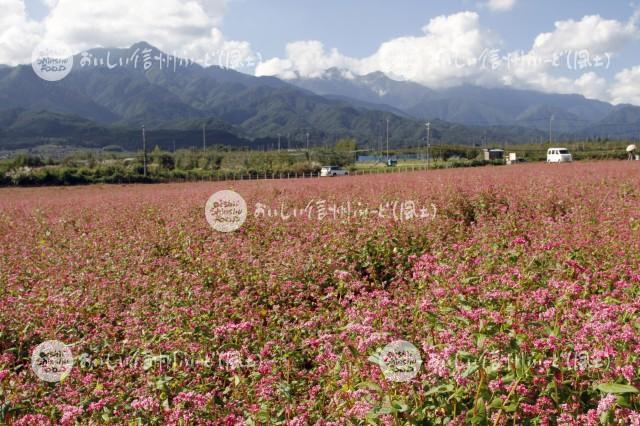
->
[547,148,573,163]
[320,166,348,177]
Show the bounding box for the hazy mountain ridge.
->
[0,43,636,153]
[290,68,638,137]
[1,42,438,149]
[0,108,251,151]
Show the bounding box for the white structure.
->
[320,166,348,177]
[483,149,504,161]
[627,145,638,160]
[547,148,573,163]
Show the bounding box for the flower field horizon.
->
[1,161,640,425]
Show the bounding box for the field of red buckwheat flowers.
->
[1,160,640,425]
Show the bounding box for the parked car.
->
[547,148,573,163]
[320,166,348,177]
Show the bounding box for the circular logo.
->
[31,40,74,82]
[379,340,422,382]
[205,190,247,232]
[31,340,74,382]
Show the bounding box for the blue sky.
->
[218,0,639,79]
[222,1,631,55]
[9,0,640,104]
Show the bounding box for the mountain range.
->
[1,42,638,153]
[289,68,640,136]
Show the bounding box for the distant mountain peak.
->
[129,41,158,51]
[288,69,621,132]
[361,70,393,81]
[307,68,392,83]
[320,67,356,80]
[79,41,163,57]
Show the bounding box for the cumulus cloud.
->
[0,0,42,65]
[40,0,59,8]
[484,0,517,12]
[531,15,638,56]
[0,0,253,66]
[256,41,358,80]
[257,12,502,88]
[572,72,609,100]
[2,1,640,106]
[256,10,640,104]
[506,14,638,101]
[359,12,502,88]
[610,66,640,105]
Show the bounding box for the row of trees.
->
[0,139,359,186]
[2,139,634,186]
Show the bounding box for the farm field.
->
[1,161,640,425]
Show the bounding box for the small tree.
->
[150,146,175,170]
[335,138,357,165]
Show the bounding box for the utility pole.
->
[278,134,281,152]
[202,123,207,153]
[306,132,310,151]
[549,114,554,145]
[378,122,382,162]
[386,118,390,163]
[426,122,431,171]
[142,125,147,177]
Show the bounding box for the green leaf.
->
[596,383,639,394]
[488,398,503,409]
[462,362,479,378]
[390,399,409,412]
[425,384,454,396]
[504,403,518,413]
[357,381,382,392]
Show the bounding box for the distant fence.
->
[3,164,445,187]
[173,162,489,184]
[5,158,590,187]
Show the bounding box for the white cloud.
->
[0,0,254,66]
[359,12,502,88]
[255,9,640,104]
[504,14,638,101]
[573,72,609,100]
[531,15,637,56]
[0,0,42,65]
[255,10,640,104]
[610,66,640,105]
[509,71,608,102]
[41,0,59,8]
[256,41,357,80]
[257,12,502,88]
[2,1,640,106]
[485,0,516,12]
